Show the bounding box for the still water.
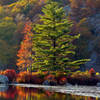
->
[0,84,99,100]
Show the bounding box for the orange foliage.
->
[16,71,31,83]
[16,71,44,84]
[23,22,32,34]
[0,70,4,75]
[16,21,33,70]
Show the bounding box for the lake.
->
[0,84,99,100]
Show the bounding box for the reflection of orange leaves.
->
[18,90,26,97]
[0,86,97,100]
[45,90,54,96]
[0,92,6,98]
[31,92,39,97]
[16,87,43,98]
[16,87,30,97]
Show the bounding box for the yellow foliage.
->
[0,6,3,14]
[3,16,13,21]
[71,70,91,78]
[96,72,100,75]
[8,2,16,8]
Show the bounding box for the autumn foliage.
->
[16,22,33,71]
[0,69,17,82]
[0,86,96,100]
[89,68,96,76]
[16,71,44,84]
[16,71,31,83]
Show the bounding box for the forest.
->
[0,0,99,70]
[0,0,100,86]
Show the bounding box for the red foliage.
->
[61,77,66,81]
[44,74,55,80]
[57,77,67,85]
[89,68,95,74]
[4,69,16,82]
[89,68,96,77]
[45,90,54,96]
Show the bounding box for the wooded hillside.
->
[0,0,100,71]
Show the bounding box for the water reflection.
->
[0,85,8,92]
[0,85,99,100]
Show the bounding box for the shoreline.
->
[2,83,100,98]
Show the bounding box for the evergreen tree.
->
[32,1,90,72]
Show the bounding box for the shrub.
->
[58,77,67,85]
[16,71,44,84]
[67,71,90,85]
[67,70,100,85]
[0,70,4,75]
[96,72,100,76]
[55,72,67,85]
[30,72,44,84]
[70,70,90,78]
[4,69,16,82]
[44,74,55,80]
[16,71,31,83]
[44,74,57,85]
[89,68,96,76]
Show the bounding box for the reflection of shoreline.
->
[0,85,98,100]
[12,84,100,98]
[0,84,9,92]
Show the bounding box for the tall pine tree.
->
[32,1,90,72]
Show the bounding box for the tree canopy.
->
[32,1,90,72]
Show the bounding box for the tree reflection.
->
[0,86,98,100]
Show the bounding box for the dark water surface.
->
[0,84,99,100]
